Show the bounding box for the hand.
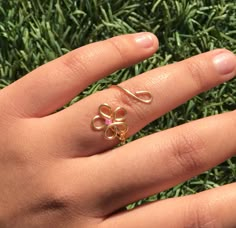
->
[1,33,236,228]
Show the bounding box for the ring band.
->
[91,85,153,144]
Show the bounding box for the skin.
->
[0,33,236,228]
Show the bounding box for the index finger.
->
[1,33,158,117]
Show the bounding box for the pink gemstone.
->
[105,118,112,125]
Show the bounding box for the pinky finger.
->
[102,183,236,228]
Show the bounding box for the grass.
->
[0,0,236,207]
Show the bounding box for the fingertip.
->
[149,32,159,51]
[133,32,159,51]
[209,48,236,79]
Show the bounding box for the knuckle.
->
[184,197,218,228]
[184,58,208,91]
[60,49,90,79]
[106,38,129,66]
[170,128,206,174]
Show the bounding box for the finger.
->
[1,33,158,117]
[102,183,236,228]
[88,111,236,214]
[48,49,236,156]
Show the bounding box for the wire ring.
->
[91,85,153,144]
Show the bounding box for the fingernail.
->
[213,51,236,76]
[135,33,155,48]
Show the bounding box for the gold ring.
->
[91,85,153,144]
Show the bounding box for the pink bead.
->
[105,118,112,125]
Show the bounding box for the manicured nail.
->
[213,51,236,76]
[135,33,155,48]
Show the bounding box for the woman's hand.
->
[0,33,236,228]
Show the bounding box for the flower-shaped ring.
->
[91,103,128,143]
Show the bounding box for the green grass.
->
[0,0,236,207]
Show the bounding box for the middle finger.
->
[47,49,236,156]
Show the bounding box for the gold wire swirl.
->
[110,85,153,104]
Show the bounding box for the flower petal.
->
[91,115,106,130]
[114,107,127,122]
[99,103,113,119]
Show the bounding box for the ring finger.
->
[47,49,236,156]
